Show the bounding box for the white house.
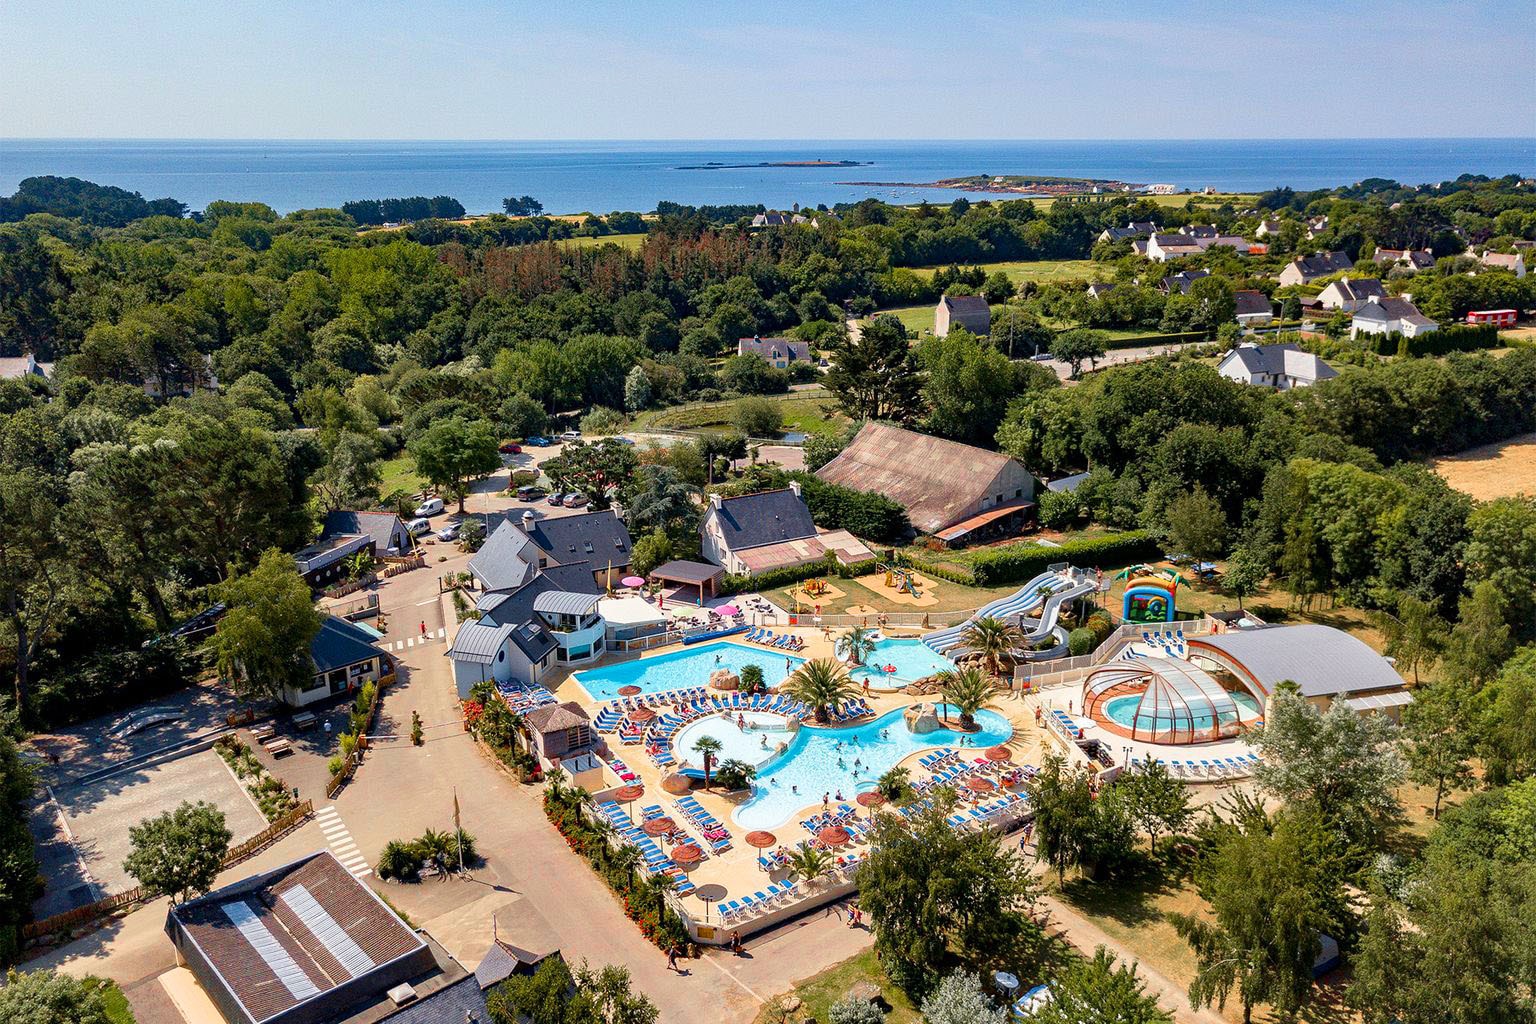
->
[0,353,53,380]
[1373,247,1435,273]
[1145,233,1205,262]
[1317,277,1386,312]
[1277,251,1353,287]
[700,482,874,576]
[737,335,811,369]
[935,294,991,336]
[285,616,388,708]
[1479,251,1527,278]
[1351,295,1439,339]
[1217,343,1338,390]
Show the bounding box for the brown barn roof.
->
[815,422,1028,534]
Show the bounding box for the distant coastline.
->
[835,174,1142,195]
[676,159,872,170]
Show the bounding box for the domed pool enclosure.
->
[1082,656,1254,744]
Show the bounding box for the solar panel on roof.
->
[279,884,376,979]
[221,900,321,1001]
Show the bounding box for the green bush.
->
[1086,610,1115,644]
[1068,627,1097,656]
[1036,488,1084,529]
[580,406,628,434]
[792,471,910,543]
[740,664,765,692]
[967,530,1159,586]
[509,469,539,487]
[713,758,757,791]
[327,755,344,777]
[376,839,419,880]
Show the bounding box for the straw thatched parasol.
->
[614,784,644,805]
[965,776,997,794]
[817,825,851,847]
[986,744,1013,761]
[661,773,693,795]
[671,844,703,866]
[745,830,777,849]
[618,685,642,697]
[628,707,656,723]
[642,816,677,837]
[856,789,886,821]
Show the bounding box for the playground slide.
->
[923,569,1088,655]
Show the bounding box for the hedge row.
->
[722,555,881,596]
[791,472,910,544]
[1364,323,1503,358]
[967,531,1160,587]
[1102,330,1209,351]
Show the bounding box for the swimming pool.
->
[573,641,805,702]
[673,712,795,769]
[1103,690,1263,731]
[736,705,1014,829]
[847,637,955,687]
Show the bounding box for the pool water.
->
[736,705,1014,830]
[1103,690,1263,731]
[574,640,805,702]
[674,712,794,769]
[847,637,955,687]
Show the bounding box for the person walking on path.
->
[666,945,679,972]
[420,620,427,637]
[730,930,743,956]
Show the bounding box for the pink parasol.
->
[717,604,740,616]
[622,576,646,588]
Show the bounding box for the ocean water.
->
[2,138,1531,215]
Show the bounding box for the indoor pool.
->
[1103,690,1263,731]
[574,640,805,702]
[673,711,795,769]
[736,705,1014,829]
[848,637,956,686]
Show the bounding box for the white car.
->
[559,430,582,443]
[413,497,444,517]
[435,523,460,542]
[406,518,432,538]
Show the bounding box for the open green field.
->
[861,304,936,337]
[557,232,647,251]
[634,389,849,436]
[910,259,1099,286]
[379,455,425,497]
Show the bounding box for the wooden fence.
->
[23,800,314,942]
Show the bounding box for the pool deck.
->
[541,625,1054,937]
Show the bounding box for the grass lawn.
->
[84,977,136,1024]
[557,232,647,251]
[779,574,1023,619]
[862,304,936,338]
[909,259,1099,286]
[753,947,921,1024]
[379,455,425,497]
[636,391,849,436]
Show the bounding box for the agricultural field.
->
[911,258,1099,286]
[557,231,647,251]
[635,389,848,437]
[1430,431,1536,500]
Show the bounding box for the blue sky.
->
[3,0,1533,139]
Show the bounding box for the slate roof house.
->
[1373,247,1435,272]
[816,421,1038,541]
[1160,269,1210,295]
[288,616,389,708]
[751,211,807,228]
[1255,219,1283,237]
[737,335,811,369]
[1317,277,1387,312]
[699,482,875,575]
[1232,290,1274,326]
[165,851,489,1024]
[1096,221,1158,242]
[1277,251,1353,286]
[934,294,991,336]
[1217,343,1338,390]
[1479,250,1527,278]
[447,510,631,698]
[294,511,413,588]
[1351,296,1439,339]
[1086,281,1117,300]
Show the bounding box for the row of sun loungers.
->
[593,800,696,896]
[946,792,1029,830]
[672,796,733,853]
[1048,708,1084,740]
[494,680,557,713]
[1135,753,1259,778]
[718,880,800,923]
[607,757,636,783]
[742,628,805,652]
[1141,630,1187,656]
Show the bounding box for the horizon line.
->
[6,135,1535,144]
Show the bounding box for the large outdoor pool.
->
[735,705,1014,829]
[573,640,805,702]
[847,637,955,687]
[673,712,796,769]
[1103,690,1263,731]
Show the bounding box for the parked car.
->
[406,517,432,537]
[546,491,566,506]
[559,430,582,443]
[413,497,444,517]
[498,442,522,455]
[435,523,460,542]
[516,485,545,501]
[525,436,552,447]
[562,492,589,508]
[612,436,635,446]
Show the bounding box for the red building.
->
[1467,309,1517,326]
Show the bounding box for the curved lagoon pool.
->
[735,705,1014,829]
[673,711,794,769]
[847,638,955,687]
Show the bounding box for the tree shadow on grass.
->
[1056,846,1197,931]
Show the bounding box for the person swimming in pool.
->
[837,758,845,770]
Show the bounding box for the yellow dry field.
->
[1430,432,1536,500]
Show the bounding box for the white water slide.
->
[922,565,1098,661]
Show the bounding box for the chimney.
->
[521,510,534,532]
[709,493,722,510]
[788,480,802,499]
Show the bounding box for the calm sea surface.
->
[1,139,1532,215]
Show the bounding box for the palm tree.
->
[959,616,1027,677]
[781,658,859,724]
[876,766,910,802]
[836,626,878,666]
[416,828,452,878]
[938,665,1002,730]
[693,735,723,789]
[609,844,642,886]
[785,844,834,886]
[543,766,569,804]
